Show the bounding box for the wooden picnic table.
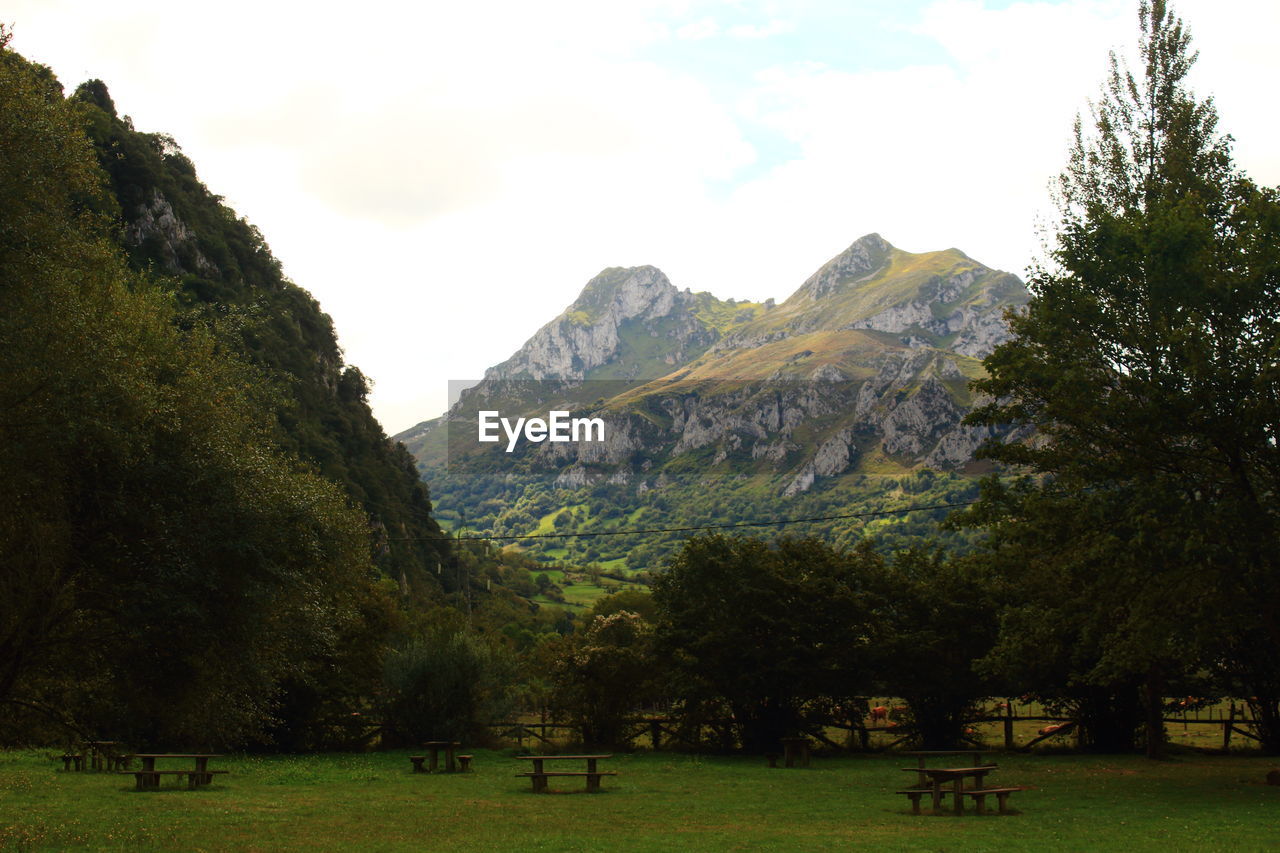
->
[901,750,990,788]
[125,754,225,790]
[84,741,123,771]
[779,737,811,768]
[411,741,462,773]
[517,754,616,793]
[920,766,997,815]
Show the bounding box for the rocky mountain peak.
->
[567,265,682,327]
[485,264,715,383]
[795,233,893,301]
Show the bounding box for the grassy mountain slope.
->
[398,235,1027,573]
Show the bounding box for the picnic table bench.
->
[410,741,462,773]
[964,786,1023,815]
[517,754,616,793]
[896,763,1027,816]
[123,754,226,790]
[61,741,131,772]
[779,737,811,768]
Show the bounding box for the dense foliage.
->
[434,466,983,576]
[0,35,388,746]
[649,535,997,751]
[961,0,1280,755]
[70,76,450,601]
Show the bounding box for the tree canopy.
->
[962,0,1280,755]
[0,30,390,747]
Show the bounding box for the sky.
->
[8,0,1280,433]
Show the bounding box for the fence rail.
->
[487,699,1264,752]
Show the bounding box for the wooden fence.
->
[488,699,1263,752]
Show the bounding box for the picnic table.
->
[411,741,462,773]
[901,750,989,788]
[918,766,998,815]
[517,754,616,793]
[61,741,129,772]
[124,754,226,790]
[85,741,126,771]
[779,737,811,768]
[895,750,1025,816]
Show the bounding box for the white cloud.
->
[728,19,794,39]
[676,17,721,40]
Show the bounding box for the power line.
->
[387,499,978,542]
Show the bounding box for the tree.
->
[544,610,661,749]
[381,616,517,744]
[651,536,886,752]
[876,549,1000,749]
[963,1,1280,756]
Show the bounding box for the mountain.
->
[397,234,1027,570]
[72,80,451,598]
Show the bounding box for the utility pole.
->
[458,509,471,618]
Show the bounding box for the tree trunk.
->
[1143,668,1167,760]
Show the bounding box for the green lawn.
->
[1,749,1276,850]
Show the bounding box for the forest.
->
[2,0,1278,762]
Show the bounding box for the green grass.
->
[1,750,1276,850]
[533,505,590,536]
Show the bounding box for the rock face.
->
[126,189,219,275]
[487,266,718,382]
[850,264,1025,358]
[397,234,1029,496]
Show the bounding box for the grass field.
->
[2,749,1276,851]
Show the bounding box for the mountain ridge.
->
[395,235,1026,569]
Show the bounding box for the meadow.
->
[1,749,1276,851]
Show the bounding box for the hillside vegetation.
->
[399,234,1026,569]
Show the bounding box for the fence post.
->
[1222,701,1234,751]
[1004,700,1015,751]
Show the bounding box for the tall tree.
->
[963,1,1280,756]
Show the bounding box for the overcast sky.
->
[9,0,1279,433]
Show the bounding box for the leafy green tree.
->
[964,1,1280,755]
[876,549,1000,748]
[652,535,886,752]
[381,617,517,744]
[544,610,661,749]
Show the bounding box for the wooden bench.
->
[123,769,230,790]
[61,753,85,772]
[964,786,1024,815]
[413,753,472,773]
[895,788,951,815]
[517,755,616,793]
[517,770,619,793]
